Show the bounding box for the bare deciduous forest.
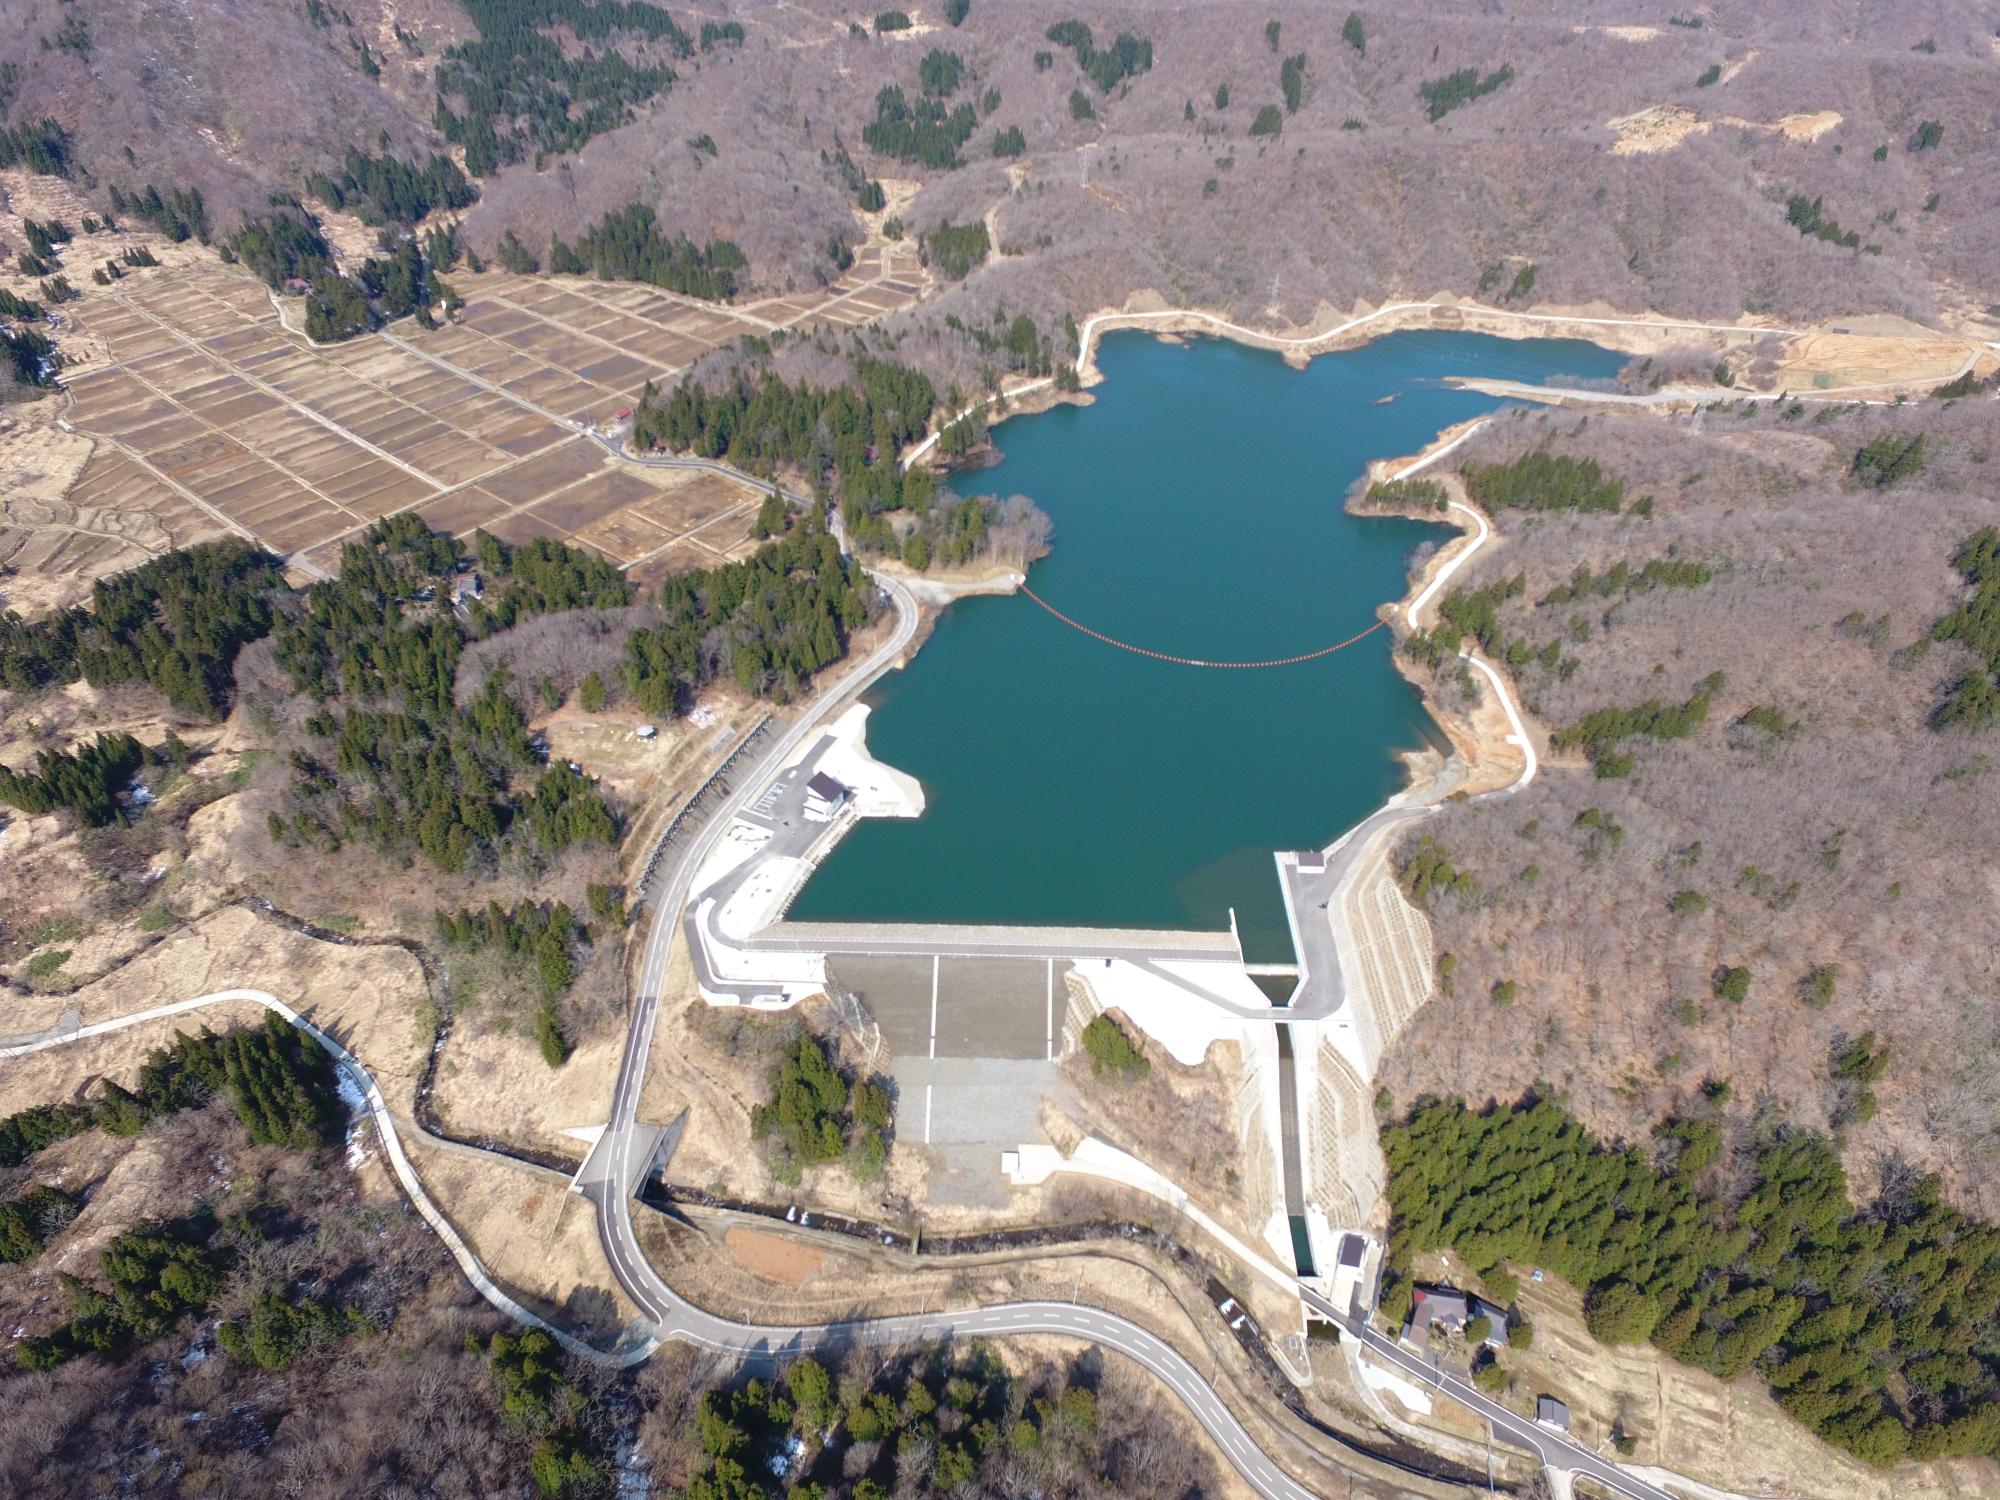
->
[5,1,1997,388]
[0,1096,1215,1497]
[1380,394,2000,1217]
[5,0,2000,1481]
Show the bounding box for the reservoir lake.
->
[789,329,1628,958]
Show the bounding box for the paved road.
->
[679,736,1239,1003]
[396,320,1660,1497]
[1299,1285,1678,1500]
[579,571,1351,1500]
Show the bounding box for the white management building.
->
[803,772,849,822]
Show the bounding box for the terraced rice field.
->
[47,241,924,585]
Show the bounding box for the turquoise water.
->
[790,330,1626,957]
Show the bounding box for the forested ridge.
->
[1383,1094,2000,1465]
[226,208,456,342]
[624,509,875,713]
[1419,63,1515,121]
[923,219,991,281]
[0,1184,77,1263]
[0,1015,342,1180]
[434,898,596,1065]
[1463,450,1625,514]
[1927,526,2000,729]
[0,498,879,881]
[305,148,477,226]
[752,1031,892,1184]
[269,515,623,875]
[435,0,688,175]
[0,538,283,716]
[548,201,745,300]
[1383,401,2000,1309]
[892,492,1054,576]
[1403,549,1713,694]
[632,354,939,542]
[1045,20,1154,93]
[5,1017,358,1379]
[864,84,978,168]
[675,1347,1161,1499]
[1550,670,1726,777]
[107,182,210,242]
[0,731,146,826]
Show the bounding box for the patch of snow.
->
[334,1063,368,1118]
[1358,1356,1434,1415]
[614,1438,652,1499]
[338,1066,376,1168]
[766,1435,805,1478]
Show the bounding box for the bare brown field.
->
[28,246,927,594]
[722,1225,831,1286]
[0,411,181,614]
[0,905,430,1118]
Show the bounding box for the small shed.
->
[1536,1396,1571,1431]
[1468,1295,1510,1349]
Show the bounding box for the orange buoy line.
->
[1018,583,1389,669]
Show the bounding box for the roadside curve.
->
[4,986,636,1367]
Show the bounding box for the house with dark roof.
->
[1402,1285,1471,1351]
[1401,1284,1511,1352]
[1536,1395,1571,1431]
[1468,1294,1510,1349]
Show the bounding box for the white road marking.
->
[928,952,940,1058]
[923,1084,934,1145]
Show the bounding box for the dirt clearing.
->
[1779,323,1977,389]
[1607,105,1843,156]
[722,1225,832,1285]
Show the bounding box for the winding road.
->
[572,569,1343,1500]
[15,303,1718,1497]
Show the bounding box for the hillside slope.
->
[1,0,1995,335]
